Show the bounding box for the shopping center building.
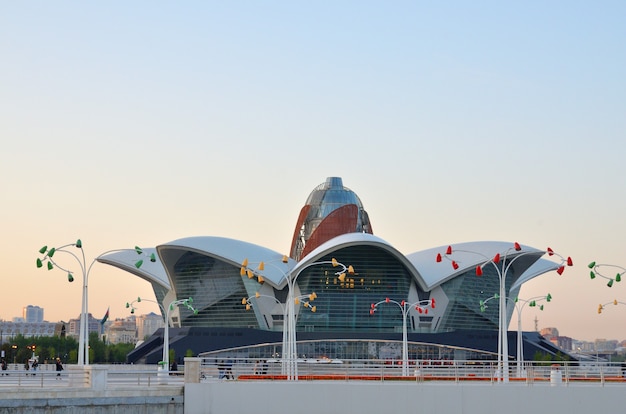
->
[99,177,569,364]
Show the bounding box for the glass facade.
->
[294,246,429,334]
[437,259,524,332]
[169,251,259,328]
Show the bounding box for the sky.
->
[1,1,625,343]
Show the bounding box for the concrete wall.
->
[0,389,183,414]
[185,381,626,414]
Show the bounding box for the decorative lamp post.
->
[597,299,626,314]
[588,262,625,288]
[160,298,198,371]
[437,242,572,382]
[36,241,155,365]
[242,291,316,374]
[241,256,354,380]
[126,296,165,316]
[242,292,288,366]
[369,297,436,376]
[480,293,552,377]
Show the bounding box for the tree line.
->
[1,333,135,365]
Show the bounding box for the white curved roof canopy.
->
[406,241,548,290]
[97,248,171,290]
[156,236,297,289]
[297,232,429,287]
[99,236,559,297]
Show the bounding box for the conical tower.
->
[289,177,373,261]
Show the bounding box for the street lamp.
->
[36,240,154,365]
[588,262,625,288]
[160,298,198,371]
[369,297,436,376]
[241,256,354,380]
[480,293,552,377]
[597,299,626,314]
[242,292,288,365]
[126,296,165,316]
[437,242,572,382]
[242,291,317,373]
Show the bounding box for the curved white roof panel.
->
[98,248,170,290]
[295,232,430,289]
[511,258,560,291]
[156,236,297,288]
[406,241,546,290]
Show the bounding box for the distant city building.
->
[595,338,619,352]
[67,313,102,338]
[556,336,573,352]
[136,312,164,341]
[105,318,137,344]
[0,321,61,341]
[22,305,44,323]
[540,327,559,339]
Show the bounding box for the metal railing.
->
[198,357,626,385]
[0,364,184,389]
[1,359,625,389]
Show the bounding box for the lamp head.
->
[75,239,82,249]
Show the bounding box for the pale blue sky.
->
[1,2,625,342]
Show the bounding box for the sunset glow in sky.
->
[1,2,625,342]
